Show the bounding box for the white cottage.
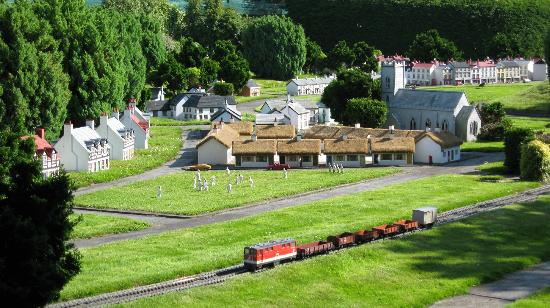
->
[210,101,242,123]
[280,101,310,131]
[286,76,335,96]
[120,106,150,149]
[54,121,110,172]
[529,59,547,81]
[21,128,61,178]
[414,131,462,164]
[96,113,135,160]
[277,137,321,167]
[196,123,239,165]
[233,136,277,168]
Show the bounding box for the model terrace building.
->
[54,121,110,172]
[21,128,61,178]
[286,76,335,96]
[180,94,237,121]
[96,112,135,160]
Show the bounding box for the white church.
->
[381,61,481,141]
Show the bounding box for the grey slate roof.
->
[255,113,290,125]
[284,102,309,115]
[150,87,164,100]
[455,105,476,124]
[289,76,335,86]
[72,127,107,152]
[245,79,260,88]
[390,89,465,112]
[497,60,519,68]
[211,107,242,121]
[146,100,169,112]
[184,95,236,108]
[450,61,470,69]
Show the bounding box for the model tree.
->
[214,40,251,91]
[326,40,355,71]
[352,41,379,73]
[407,29,463,62]
[242,15,306,80]
[304,38,327,74]
[0,132,80,306]
[344,98,388,128]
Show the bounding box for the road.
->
[72,152,503,248]
[74,125,209,197]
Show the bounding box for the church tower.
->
[381,61,405,104]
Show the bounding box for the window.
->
[288,155,298,162]
[210,108,215,113]
[242,156,254,162]
[347,155,358,161]
[470,121,479,135]
[381,154,393,160]
[425,119,432,128]
[199,108,203,113]
[410,118,417,130]
[302,155,311,162]
[442,120,449,131]
[335,155,345,161]
[257,155,268,162]
[394,153,404,160]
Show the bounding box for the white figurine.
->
[227,183,233,193]
[235,175,240,185]
[340,164,344,173]
[193,177,197,190]
[283,168,288,179]
[198,179,203,191]
[211,176,216,186]
[203,179,209,191]
[226,166,231,176]
[239,174,244,184]
[196,170,201,182]
[157,185,162,199]
[249,176,254,188]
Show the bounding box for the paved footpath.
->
[431,261,550,308]
[75,125,209,196]
[73,152,503,248]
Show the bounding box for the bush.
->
[213,82,234,96]
[477,102,511,141]
[504,128,535,174]
[520,140,550,182]
[343,98,387,128]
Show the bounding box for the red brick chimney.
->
[36,128,45,139]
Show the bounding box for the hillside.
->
[287,0,550,59]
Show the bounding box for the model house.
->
[276,136,321,167]
[470,60,497,84]
[210,100,242,123]
[240,79,261,97]
[414,131,462,164]
[120,105,149,149]
[529,59,547,81]
[255,113,290,125]
[497,60,521,83]
[370,137,415,166]
[324,137,370,167]
[54,121,110,172]
[382,60,481,141]
[233,135,277,168]
[21,128,61,178]
[286,76,335,96]
[280,101,310,131]
[449,61,472,85]
[405,62,436,86]
[434,63,453,86]
[96,113,135,160]
[197,123,240,165]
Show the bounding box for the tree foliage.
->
[241,15,306,79]
[343,98,387,128]
[0,0,70,139]
[407,29,463,62]
[214,40,250,91]
[504,127,536,174]
[326,40,355,71]
[304,38,326,74]
[213,81,234,96]
[546,27,550,82]
[520,140,550,182]
[477,102,512,141]
[321,69,381,123]
[287,0,550,59]
[0,132,80,306]
[352,41,379,73]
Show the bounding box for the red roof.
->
[412,62,435,68]
[21,133,58,158]
[131,114,149,131]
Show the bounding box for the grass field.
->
[68,127,182,188]
[461,141,504,152]
[74,168,400,215]
[510,116,550,133]
[423,82,550,116]
[118,196,550,307]
[509,287,550,308]
[70,214,150,240]
[150,118,210,127]
[235,79,287,104]
[58,174,538,300]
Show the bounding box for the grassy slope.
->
[510,116,550,133]
[508,287,550,308]
[462,141,504,152]
[149,118,210,126]
[59,174,537,300]
[74,168,399,215]
[235,79,287,104]
[423,82,550,116]
[119,196,550,307]
[70,214,150,240]
[68,127,182,188]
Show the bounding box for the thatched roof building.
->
[370,137,415,153]
[256,125,296,139]
[232,139,277,155]
[277,139,321,155]
[323,139,369,154]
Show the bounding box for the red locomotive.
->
[244,207,438,272]
[243,238,297,271]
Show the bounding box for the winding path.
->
[73,152,503,248]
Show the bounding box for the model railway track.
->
[49,185,550,308]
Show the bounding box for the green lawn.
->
[118,196,550,307]
[462,140,504,152]
[70,214,150,240]
[58,174,538,301]
[150,117,210,127]
[510,116,550,133]
[235,79,287,104]
[508,287,550,308]
[74,168,400,215]
[423,82,550,116]
[476,161,508,176]
[68,127,182,189]
[242,112,256,122]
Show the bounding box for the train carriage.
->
[372,224,399,237]
[297,241,334,258]
[327,232,355,248]
[394,219,419,232]
[244,238,297,271]
[354,229,379,243]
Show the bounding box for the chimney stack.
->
[100,113,108,127]
[86,119,95,130]
[251,133,257,142]
[112,109,120,120]
[296,134,302,141]
[354,123,361,128]
[64,121,73,136]
[35,127,45,139]
[389,125,395,134]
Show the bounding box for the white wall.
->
[326,154,366,167]
[531,64,548,81]
[198,139,233,165]
[96,121,124,160]
[287,83,299,96]
[415,137,461,164]
[121,112,149,149]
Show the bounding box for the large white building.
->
[286,76,335,96]
[96,113,135,160]
[406,62,436,86]
[54,121,110,172]
[279,101,310,131]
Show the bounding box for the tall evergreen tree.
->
[407,29,463,62]
[185,0,203,41]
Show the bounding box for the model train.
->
[244,207,438,271]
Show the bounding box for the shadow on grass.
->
[385,201,550,285]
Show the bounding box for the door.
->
[236,156,241,167]
[313,155,318,166]
[407,153,413,165]
[327,155,332,164]
[268,155,274,165]
[280,155,286,164]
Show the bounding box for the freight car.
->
[244,207,438,272]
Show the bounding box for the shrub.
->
[213,82,234,96]
[520,140,550,182]
[477,102,511,141]
[504,127,535,173]
[343,98,387,128]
